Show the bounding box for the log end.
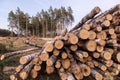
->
[31,69,38,78]
[104,51,111,60]
[79,29,89,40]
[19,56,27,65]
[34,65,41,71]
[19,71,28,80]
[39,52,49,61]
[46,66,54,74]
[45,43,54,52]
[86,40,97,52]
[94,6,101,13]
[55,39,64,49]
[69,33,79,44]
[89,31,96,40]
[0,55,4,60]
[116,52,120,62]
[95,73,103,80]
[46,59,53,67]
[10,75,17,80]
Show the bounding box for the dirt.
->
[0,37,61,80]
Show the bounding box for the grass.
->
[0,37,57,80]
[0,57,19,79]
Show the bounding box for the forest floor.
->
[0,36,60,80]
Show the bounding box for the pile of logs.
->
[1,4,120,80]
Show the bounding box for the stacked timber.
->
[2,4,120,80]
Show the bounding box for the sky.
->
[0,0,120,30]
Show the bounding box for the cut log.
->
[86,61,94,68]
[93,25,102,32]
[74,71,83,80]
[68,33,79,44]
[95,39,106,46]
[85,40,97,52]
[53,49,60,56]
[88,31,96,40]
[45,41,54,52]
[97,31,107,40]
[10,73,18,80]
[33,64,41,71]
[19,61,34,80]
[67,72,75,80]
[32,57,42,65]
[46,66,54,74]
[19,51,40,65]
[113,63,120,71]
[15,64,24,73]
[59,66,65,72]
[58,71,68,80]
[76,50,88,58]
[105,14,113,21]
[0,48,38,60]
[70,44,78,51]
[69,6,100,32]
[104,28,115,35]
[54,39,64,49]
[46,55,57,66]
[78,63,91,76]
[30,69,38,78]
[91,69,103,80]
[97,62,107,71]
[62,59,71,69]
[93,52,100,58]
[61,51,68,59]
[78,29,90,39]
[71,61,81,74]
[25,40,42,48]
[96,46,104,52]
[83,23,91,30]
[55,60,61,69]
[100,51,112,60]
[39,50,49,61]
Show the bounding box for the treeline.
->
[8,6,74,37]
[0,29,11,37]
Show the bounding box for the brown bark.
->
[55,60,61,69]
[69,6,100,32]
[78,63,91,76]
[19,52,40,65]
[39,50,49,61]
[46,55,57,66]
[0,48,38,60]
[19,61,34,80]
[91,69,103,80]
[25,40,42,48]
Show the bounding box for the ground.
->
[0,36,60,80]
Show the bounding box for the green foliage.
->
[0,29,11,37]
[0,57,19,80]
[8,6,74,37]
[0,43,7,53]
[8,41,14,49]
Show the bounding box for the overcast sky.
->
[0,0,120,29]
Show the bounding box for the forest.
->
[8,6,74,37]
